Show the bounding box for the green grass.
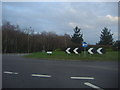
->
[25,51,119,61]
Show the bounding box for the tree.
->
[112,40,120,51]
[64,33,72,48]
[98,27,113,45]
[2,21,74,53]
[71,26,83,46]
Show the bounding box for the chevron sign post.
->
[65,48,81,54]
[88,47,105,54]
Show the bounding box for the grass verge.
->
[25,51,119,61]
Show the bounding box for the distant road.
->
[2,53,30,56]
[2,55,118,88]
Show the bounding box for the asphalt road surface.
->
[2,54,118,89]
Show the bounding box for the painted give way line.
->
[31,74,52,78]
[3,71,19,75]
[70,77,94,80]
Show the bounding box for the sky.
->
[2,2,118,44]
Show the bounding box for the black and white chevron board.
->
[65,48,81,54]
[88,47,105,54]
[65,47,105,55]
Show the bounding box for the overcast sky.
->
[2,2,118,44]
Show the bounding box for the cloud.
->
[106,15,118,22]
[2,2,118,44]
[68,22,78,28]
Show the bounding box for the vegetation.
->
[112,40,120,51]
[98,27,113,45]
[2,21,119,54]
[71,26,83,47]
[2,21,72,53]
[25,50,118,61]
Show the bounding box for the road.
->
[2,54,118,89]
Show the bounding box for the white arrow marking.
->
[3,71,19,75]
[32,74,51,78]
[66,48,71,54]
[84,82,103,90]
[70,77,94,80]
[88,48,94,54]
[73,48,79,54]
[97,48,103,54]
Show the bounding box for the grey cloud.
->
[2,2,118,44]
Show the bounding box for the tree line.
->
[2,21,119,53]
[2,22,73,53]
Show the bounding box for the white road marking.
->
[3,71,19,75]
[31,74,51,78]
[84,82,103,90]
[70,77,94,80]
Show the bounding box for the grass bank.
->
[25,51,118,61]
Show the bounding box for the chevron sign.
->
[65,48,81,54]
[65,47,105,55]
[88,47,105,54]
